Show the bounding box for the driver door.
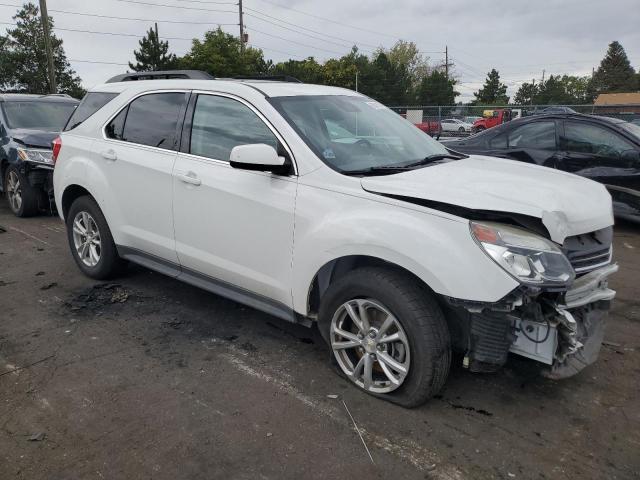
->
[558,120,640,191]
[172,93,297,314]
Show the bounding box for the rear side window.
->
[562,121,634,156]
[106,92,186,150]
[508,121,556,150]
[64,92,118,131]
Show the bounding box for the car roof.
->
[89,79,361,98]
[508,112,626,126]
[0,93,79,103]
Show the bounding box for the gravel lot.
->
[1,201,639,480]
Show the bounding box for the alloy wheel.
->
[330,298,411,393]
[72,211,102,267]
[6,171,22,213]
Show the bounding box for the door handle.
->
[176,172,202,186]
[101,150,117,161]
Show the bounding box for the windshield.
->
[620,121,640,139]
[2,101,77,130]
[270,95,449,173]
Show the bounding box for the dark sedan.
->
[0,94,79,217]
[444,113,640,221]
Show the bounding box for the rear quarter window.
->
[64,92,119,131]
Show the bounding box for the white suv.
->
[53,75,617,407]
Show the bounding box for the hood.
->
[10,128,58,149]
[360,155,614,243]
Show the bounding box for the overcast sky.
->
[1,0,639,102]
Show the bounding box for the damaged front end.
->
[444,224,617,379]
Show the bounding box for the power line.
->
[250,0,401,40]
[245,7,380,49]
[0,2,236,25]
[247,26,347,56]
[113,0,237,13]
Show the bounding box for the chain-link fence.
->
[390,104,640,138]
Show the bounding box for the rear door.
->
[558,120,640,192]
[94,91,189,264]
[483,120,560,167]
[172,92,297,311]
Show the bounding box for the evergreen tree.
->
[513,81,538,105]
[416,70,458,105]
[0,3,84,97]
[472,69,509,105]
[129,24,178,72]
[591,41,637,94]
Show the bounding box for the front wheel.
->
[4,164,39,217]
[66,195,125,279]
[318,267,451,407]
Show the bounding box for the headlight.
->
[470,221,574,287]
[17,148,54,165]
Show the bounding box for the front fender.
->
[291,183,519,315]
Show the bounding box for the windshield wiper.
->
[403,153,467,168]
[342,165,413,176]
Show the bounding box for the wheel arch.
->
[61,184,95,220]
[305,254,436,318]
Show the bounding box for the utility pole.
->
[238,0,245,52]
[154,23,160,70]
[445,45,449,79]
[39,0,57,93]
[355,71,358,92]
[541,69,545,83]
[531,78,535,105]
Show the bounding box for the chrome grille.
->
[567,246,612,273]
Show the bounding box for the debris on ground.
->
[0,280,15,287]
[163,318,185,330]
[28,432,45,442]
[327,394,339,399]
[35,271,45,276]
[40,282,58,290]
[266,432,273,438]
[63,284,131,313]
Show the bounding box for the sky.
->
[1,0,639,103]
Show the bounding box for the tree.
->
[513,81,538,105]
[0,3,84,97]
[472,69,508,105]
[415,70,458,105]
[270,57,324,83]
[129,24,178,72]
[590,41,637,94]
[385,40,429,90]
[180,28,269,77]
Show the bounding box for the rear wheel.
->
[458,126,465,132]
[318,267,451,407]
[4,164,38,217]
[66,196,125,279]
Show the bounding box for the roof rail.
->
[232,75,302,83]
[106,70,214,83]
[40,93,73,98]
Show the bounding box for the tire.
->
[318,267,451,407]
[4,164,39,217]
[66,195,125,279]
[458,127,465,132]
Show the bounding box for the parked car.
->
[54,74,617,407]
[440,118,472,133]
[472,108,514,132]
[533,106,578,115]
[0,94,79,216]
[446,113,640,221]
[413,119,441,136]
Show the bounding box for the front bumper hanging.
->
[449,263,618,378]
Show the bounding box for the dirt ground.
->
[0,201,639,480]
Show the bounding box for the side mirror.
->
[621,149,640,166]
[229,144,287,173]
